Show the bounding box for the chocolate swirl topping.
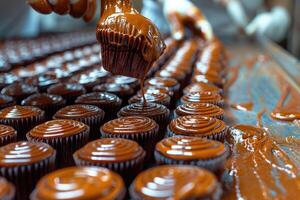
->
[28,119,88,138]
[93,83,134,96]
[0,106,44,119]
[175,103,224,118]
[31,167,125,200]
[169,115,226,137]
[47,83,86,96]
[101,116,157,135]
[0,141,54,166]
[75,92,122,106]
[117,102,170,119]
[183,82,222,95]
[130,165,218,200]
[0,125,16,137]
[1,83,38,97]
[129,93,170,105]
[145,77,179,91]
[0,177,15,199]
[22,93,64,106]
[181,92,223,105]
[139,86,174,97]
[54,104,104,118]
[107,76,139,89]
[156,136,226,160]
[74,138,145,163]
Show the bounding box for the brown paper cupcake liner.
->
[27,128,89,168]
[167,126,227,142]
[0,134,17,147]
[0,151,56,200]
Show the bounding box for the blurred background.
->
[0,0,299,58]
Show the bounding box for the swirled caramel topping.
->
[54,104,104,118]
[181,92,223,105]
[0,106,44,119]
[117,103,169,119]
[0,125,16,137]
[0,177,15,199]
[145,77,179,91]
[32,167,125,200]
[129,93,170,105]
[74,138,145,163]
[22,93,64,106]
[28,119,88,138]
[93,83,134,97]
[75,92,122,106]
[131,165,218,200]
[175,103,224,118]
[183,82,222,95]
[101,116,157,135]
[47,83,86,96]
[169,115,226,137]
[107,76,139,89]
[156,136,226,160]
[1,82,38,98]
[0,141,54,167]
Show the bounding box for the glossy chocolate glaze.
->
[69,0,88,18]
[0,73,20,90]
[101,116,157,135]
[0,177,15,200]
[192,74,224,87]
[107,76,139,90]
[31,167,125,200]
[47,83,86,97]
[75,92,122,108]
[0,125,16,137]
[1,82,38,100]
[54,104,104,118]
[0,141,54,167]
[25,74,59,92]
[74,138,145,163]
[93,83,134,98]
[129,93,171,106]
[183,82,222,95]
[139,86,174,97]
[225,125,300,199]
[28,119,88,138]
[169,115,226,137]
[130,165,220,200]
[22,93,65,107]
[27,0,52,14]
[156,136,226,161]
[145,77,180,92]
[0,94,16,109]
[97,0,165,78]
[175,103,224,119]
[0,106,44,119]
[230,101,254,112]
[180,92,223,106]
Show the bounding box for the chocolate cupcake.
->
[155,69,186,85]
[130,165,222,200]
[0,106,45,140]
[155,136,228,172]
[0,177,15,200]
[175,103,224,120]
[21,93,66,119]
[47,83,86,104]
[139,85,174,97]
[101,116,159,160]
[107,75,139,91]
[0,94,16,109]
[0,141,56,200]
[31,166,126,200]
[180,92,224,107]
[145,77,180,97]
[0,73,20,90]
[53,104,105,140]
[26,120,89,167]
[117,103,170,138]
[75,92,122,121]
[0,125,17,147]
[73,138,145,183]
[129,93,171,108]
[1,83,38,104]
[25,74,59,92]
[68,74,101,92]
[167,115,227,141]
[183,82,223,95]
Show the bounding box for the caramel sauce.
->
[230,101,254,112]
[224,125,300,199]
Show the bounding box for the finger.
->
[70,0,88,18]
[83,0,97,22]
[27,0,52,14]
[48,0,70,15]
[167,12,184,41]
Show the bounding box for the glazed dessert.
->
[30,167,126,200]
[0,73,20,90]
[73,138,145,183]
[183,82,223,95]
[129,93,171,107]
[0,125,17,147]
[0,106,45,140]
[27,119,89,167]
[145,77,180,95]
[107,75,139,91]
[192,74,224,88]
[53,104,105,140]
[75,92,122,120]
[101,116,159,160]
[168,115,227,141]
[96,0,165,78]
[47,83,86,104]
[130,165,222,200]
[25,74,59,92]
[0,94,16,110]
[0,177,15,200]
[155,136,228,172]
[175,103,224,120]
[180,92,224,107]
[139,85,174,97]
[68,74,101,92]
[21,93,66,119]
[0,141,56,200]
[1,82,38,104]
[93,83,135,102]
